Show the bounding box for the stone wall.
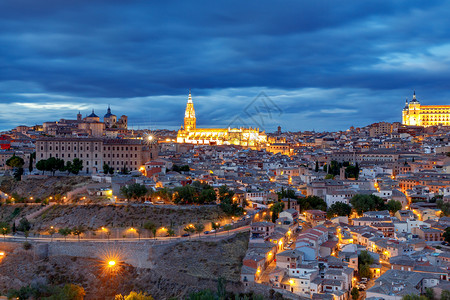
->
[0,239,197,269]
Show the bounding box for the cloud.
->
[0,0,450,131]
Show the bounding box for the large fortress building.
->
[176,91,267,147]
[402,92,450,127]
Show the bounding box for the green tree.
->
[298,195,327,212]
[358,250,374,279]
[17,217,32,232]
[103,163,111,174]
[13,167,24,181]
[180,165,190,172]
[224,224,233,235]
[47,283,86,300]
[45,157,65,176]
[387,200,402,214]
[58,227,72,241]
[359,264,371,279]
[6,155,25,169]
[327,202,352,218]
[437,200,450,217]
[184,225,195,238]
[64,161,73,175]
[212,222,220,237]
[444,227,450,244]
[143,222,157,239]
[359,250,375,265]
[28,152,36,173]
[167,227,176,237]
[194,223,205,237]
[120,183,148,201]
[23,241,32,250]
[70,158,84,175]
[72,225,85,241]
[271,202,284,222]
[441,290,450,300]
[217,277,227,300]
[351,287,359,300]
[188,290,216,300]
[49,227,56,241]
[350,194,386,215]
[345,164,359,179]
[36,159,48,175]
[424,288,435,300]
[0,222,11,240]
[277,187,297,200]
[115,291,154,300]
[218,185,243,215]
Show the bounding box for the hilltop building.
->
[402,92,450,127]
[176,91,267,147]
[42,106,128,137]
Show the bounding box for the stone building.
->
[402,91,450,127]
[36,137,148,174]
[176,91,267,147]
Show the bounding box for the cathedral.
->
[402,92,450,127]
[176,91,267,147]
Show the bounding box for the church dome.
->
[104,106,116,118]
[88,109,99,118]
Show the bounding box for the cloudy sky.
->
[1,0,450,132]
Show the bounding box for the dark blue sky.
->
[1,0,450,132]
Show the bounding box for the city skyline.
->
[2,1,450,131]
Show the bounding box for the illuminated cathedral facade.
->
[402,92,450,127]
[176,91,267,147]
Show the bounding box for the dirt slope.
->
[0,232,249,299]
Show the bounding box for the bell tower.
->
[184,90,196,131]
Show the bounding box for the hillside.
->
[0,205,43,224]
[32,204,227,231]
[0,232,249,299]
[0,176,92,201]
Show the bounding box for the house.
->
[366,269,441,300]
[286,264,320,297]
[338,251,358,271]
[276,249,304,269]
[319,240,339,258]
[240,265,257,286]
[250,222,275,240]
[305,210,327,226]
[411,226,443,242]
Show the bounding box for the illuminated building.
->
[176,91,267,147]
[402,92,450,126]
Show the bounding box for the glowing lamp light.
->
[148,135,153,141]
[0,252,5,256]
[289,279,294,285]
[108,260,116,267]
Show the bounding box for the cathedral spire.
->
[188,89,192,103]
[413,90,416,100]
